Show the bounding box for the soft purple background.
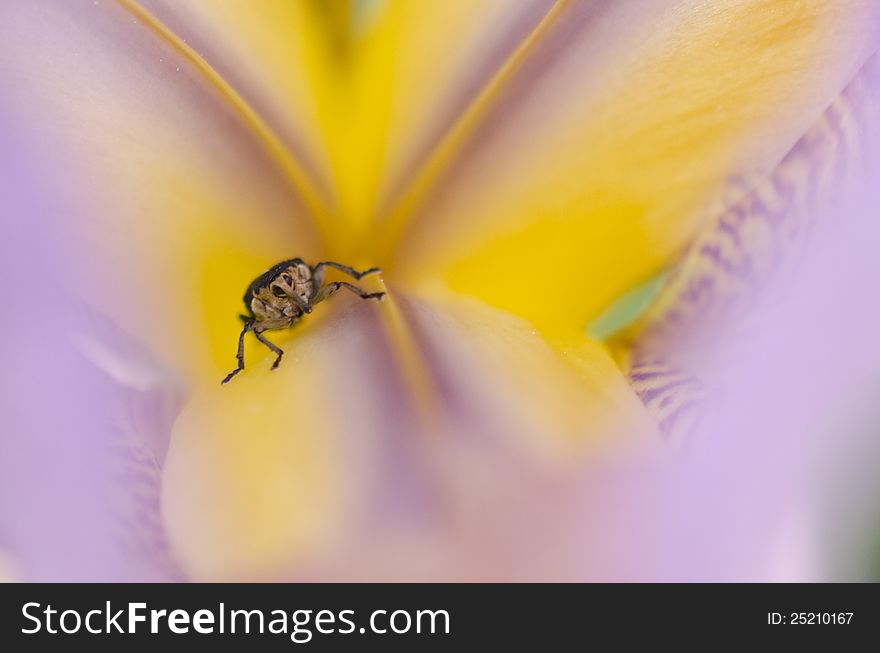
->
[0,103,175,581]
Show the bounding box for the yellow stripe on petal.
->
[382,0,879,333]
[162,290,656,580]
[0,0,323,381]
[135,0,346,224]
[336,0,556,237]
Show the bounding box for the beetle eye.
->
[271,285,287,298]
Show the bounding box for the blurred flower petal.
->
[617,56,880,441]
[0,0,323,380]
[1,111,180,581]
[163,291,656,580]
[102,380,185,581]
[378,0,879,332]
[319,0,557,235]
[135,0,343,218]
[623,55,880,364]
[363,0,555,202]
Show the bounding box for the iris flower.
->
[1,0,878,581]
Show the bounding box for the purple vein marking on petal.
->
[628,367,693,383]
[635,377,702,406]
[658,400,701,439]
[717,219,742,248]
[631,56,880,362]
[681,275,715,305]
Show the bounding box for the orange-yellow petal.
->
[373,0,879,333]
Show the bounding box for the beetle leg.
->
[311,262,381,302]
[312,261,382,281]
[314,281,385,304]
[254,329,285,370]
[221,318,254,384]
[312,261,382,299]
